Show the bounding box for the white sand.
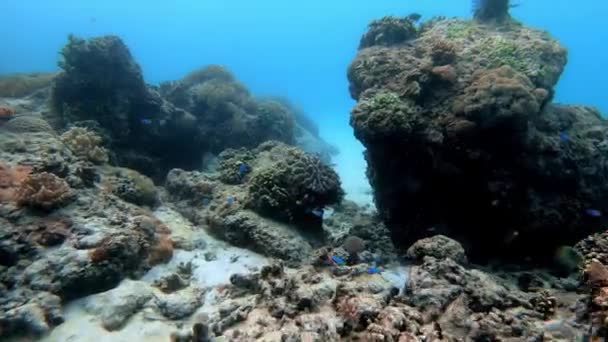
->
[41,207,269,342]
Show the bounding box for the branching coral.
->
[61,127,109,164]
[15,172,73,210]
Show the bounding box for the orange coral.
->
[15,172,73,210]
[148,235,173,265]
[0,106,15,121]
[0,163,32,202]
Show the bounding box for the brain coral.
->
[246,142,343,221]
[104,168,158,207]
[15,172,73,210]
[61,127,109,164]
[3,116,55,134]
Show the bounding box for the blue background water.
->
[1,0,607,202]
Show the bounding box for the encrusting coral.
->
[15,172,73,210]
[60,127,109,164]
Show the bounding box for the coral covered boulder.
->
[245,142,343,222]
[348,15,606,260]
[15,172,73,210]
[50,35,200,179]
[60,127,108,164]
[160,65,296,153]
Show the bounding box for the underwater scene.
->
[1,0,608,340]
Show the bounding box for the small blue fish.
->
[367,267,383,274]
[237,162,248,178]
[331,255,345,265]
[559,131,569,142]
[140,118,152,125]
[586,209,602,217]
[202,197,210,206]
[311,208,324,218]
[226,197,235,205]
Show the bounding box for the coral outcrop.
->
[60,127,109,164]
[246,142,343,222]
[160,65,296,153]
[102,167,159,207]
[50,35,201,179]
[348,14,605,260]
[15,172,73,210]
[165,142,345,265]
[0,72,56,98]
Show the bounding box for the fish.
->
[202,197,210,206]
[367,267,383,274]
[559,131,569,142]
[311,208,324,218]
[140,118,153,125]
[406,13,422,22]
[331,255,345,265]
[586,209,602,217]
[237,162,248,177]
[226,197,234,205]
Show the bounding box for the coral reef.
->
[160,65,297,154]
[102,167,159,207]
[15,172,73,210]
[348,14,603,260]
[60,127,109,164]
[246,142,343,222]
[1,7,605,342]
[50,35,201,180]
[0,72,56,98]
[359,16,418,49]
[2,115,55,134]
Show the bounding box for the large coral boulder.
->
[50,35,202,179]
[348,16,608,260]
[160,65,296,153]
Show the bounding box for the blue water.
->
[2,0,607,203]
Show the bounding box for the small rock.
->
[155,286,205,320]
[204,252,217,261]
[84,280,153,331]
[406,235,467,264]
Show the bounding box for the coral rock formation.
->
[60,127,109,164]
[15,172,73,210]
[348,14,605,260]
